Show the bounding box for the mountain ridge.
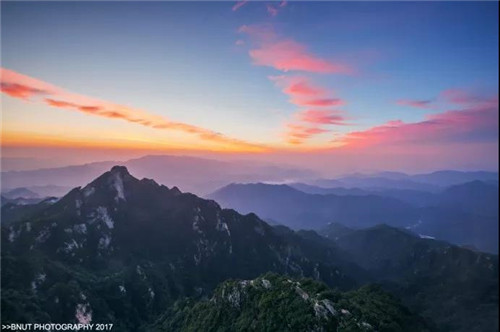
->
[209,181,498,253]
[318,222,499,332]
[1,166,361,330]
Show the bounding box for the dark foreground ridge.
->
[152,273,432,332]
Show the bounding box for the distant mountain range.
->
[208,180,499,253]
[1,166,498,331]
[2,155,497,198]
[2,187,40,199]
[292,180,499,216]
[310,170,498,190]
[208,183,417,229]
[1,155,316,196]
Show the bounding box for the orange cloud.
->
[1,68,267,152]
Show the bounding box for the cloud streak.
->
[285,123,328,145]
[0,82,50,99]
[270,75,348,144]
[290,97,345,107]
[337,92,498,149]
[297,109,349,125]
[232,1,248,12]
[270,75,345,108]
[440,88,491,105]
[396,99,433,109]
[238,24,351,145]
[284,109,349,144]
[0,68,267,152]
[239,24,353,74]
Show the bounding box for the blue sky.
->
[1,1,498,171]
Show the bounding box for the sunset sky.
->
[1,1,498,174]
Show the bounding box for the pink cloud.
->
[396,99,433,109]
[284,81,325,97]
[440,88,493,106]
[270,75,327,97]
[290,97,345,107]
[232,1,248,11]
[240,25,353,74]
[337,95,499,148]
[286,123,328,144]
[396,88,495,110]
[270,75,349,144]
[297,109,349,125]
[45,98,78,108]
[239,24,352,145]
[0,83,49,100]
[0,68,60,99]
[249,40,352,74]
[1,68,266,151]
[270,75,345,108]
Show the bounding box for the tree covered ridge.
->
[152,273,433,332]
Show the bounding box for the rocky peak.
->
[79,166,136,202]
[109,165,131,177]
[170,186,182,195]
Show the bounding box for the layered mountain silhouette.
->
[208,183,417,229]
[1,166,498,331]
[2,187,40,200]
[209,181,498,253]
[1,155,316,196]
[311,170,498,190]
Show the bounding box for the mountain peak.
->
[92,165,133,186]
[110,165,130,176]
[77,166,135,203]
[170,186,182,195]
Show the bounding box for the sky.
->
[0,1,498,174]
